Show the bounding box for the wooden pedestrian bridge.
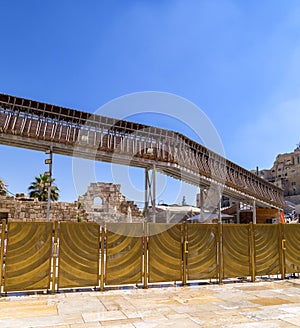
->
[0,93,284,215]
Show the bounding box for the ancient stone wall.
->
[78,182,142,223]
[0,182,142,223]
[0,196,82,222]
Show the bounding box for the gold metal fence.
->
[3,221,52,292]
[283,224,300,274]
[105,223,143,286]
[148,223,183,283]
[186,224,218,281]
[222,224,252,279]
[1,220,300,295]
[254,224,282,276]
[57,222,100,290]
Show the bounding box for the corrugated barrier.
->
[0,220,299,295]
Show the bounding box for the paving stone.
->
[82,310,127,322]
[1,280,300,326]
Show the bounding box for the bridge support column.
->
[236,201,240,224]
[218,196,222,223]
[144,168,149,220]
[45,146,53,222]
[152,164,156,223]
[198,186,206,221]
[253,200,256,224]
[144,164,156,223]
[278,209,282,224]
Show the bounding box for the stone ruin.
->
[0,195,80,222]
[0,182,142,223]
[78,182,143,223]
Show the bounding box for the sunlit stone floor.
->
[1,279,300,327]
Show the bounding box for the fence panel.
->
[105,223,143,285]
[186,224,218,281]
[2,221,300,294]
[57,222,100,289]
[0,219,6,289]
[4,222,52,292]
[283,224,300,274]
[148,223,183,283]
[254,224,281,276]
[222,224,251,278]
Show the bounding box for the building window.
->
[292,182,296,186]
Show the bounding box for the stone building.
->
[256,145,300,204]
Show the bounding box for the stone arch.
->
[93,196,104,212]
[94,196,103,206]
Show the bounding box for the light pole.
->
[45,146,53,222]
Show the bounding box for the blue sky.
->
[1,0,300,205]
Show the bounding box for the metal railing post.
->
[100,227,105,291]
[0,219,6,295]
[279,223,286,280]
[143,222,148,289]
[51,220,58,294]
[182,222,188,286]
[218,222,223,284]
[249,222,256,282]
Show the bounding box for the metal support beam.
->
[199,186,205,220]
[253,199,256,224]
[144,168,149,220]
[236,201,240,224]
[144,164,157,223]
[46,146,53,222]
[152,164,156,223]
[218,197,222,223]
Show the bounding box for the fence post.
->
[100,227,105,291]
[249,222,256,282]
[182,222,188,286]
[143,223,148,289]
[0,219,6,295]
[279,223,286,280]
[218,222,223,284]
[51,220,58,294]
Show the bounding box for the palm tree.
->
[28,174,59,201]
[0,178,6,196]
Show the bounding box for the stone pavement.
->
[1,279,300,327]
